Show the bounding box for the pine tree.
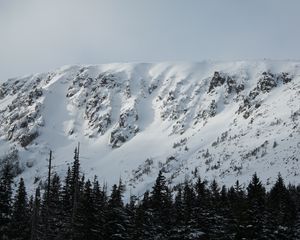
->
[132,191,153,240]
[149,171,171,239]
[219,185,236,239]
[161,186,174,236]
[11,178,30,240]
[61,167,73,240]
[291,184,300,239]
[92,176,106,240]
[194,177,209,236]
[61,146,81,240]
[76,179,98,240]
[245,173,266,239]
[171,183,198,240]
[104,180,129,240]
[206,179,228,239]
[150,171,167,211]
[39,151,62,240]
[182,181,195,228]
[294,208,300,240]
[2,146,300,240]
[169,187,184,239]
[71,146,83,240]
[227,180,247,239]
[124,194,137,239]
[0,162,14,240]
[42,173,63,240]
[30,188,41,240]
[174,186,184,226]
[267,174,296,239]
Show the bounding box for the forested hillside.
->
[1,148,300,239]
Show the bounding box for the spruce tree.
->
[30,188,41,240]
[161,186,174,236]
[245,173,266,239]
[41,173,63,240]
[61,147,81,240]
[206,179,228,239]
[174,186,184,226]
[182,181,195,228]
[92,176,106,240]
[133,191,153,240]
[104,180,129,240]
[76,179,98,240]
[149,171,170,238]
[124,194,137,239]
[227,180,247,238]
[11,178,30,240]
[0,162,14,240]
[61,167,73,240]
[267,174,296,239]
[194,177,209,236]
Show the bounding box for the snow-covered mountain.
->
[1,61,300,196]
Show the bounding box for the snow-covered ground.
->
[0,60,300,197]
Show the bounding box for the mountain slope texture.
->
[1,61,300,196]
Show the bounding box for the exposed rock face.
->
[110,107,139,148]
[1,61,300,194]
[0,75,45,147]
[237,72,293,119]
[208,72,226,92]
[208,71,244,95]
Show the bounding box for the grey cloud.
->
[0,0,300,81]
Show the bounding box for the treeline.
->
[1,148,300,240]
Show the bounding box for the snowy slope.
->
[0,61,300,197]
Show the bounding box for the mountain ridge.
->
[0,60,300,196]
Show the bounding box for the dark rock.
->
[257,72,277,93]
[19,132,38,147]
[279,72,292,84]
[208,71,226,92]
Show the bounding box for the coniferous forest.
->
[1,148,300,240]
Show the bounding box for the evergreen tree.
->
[0,162,14,240]
[219,185,236,239]
[11,178,30,240]
[169,186,184,239]
[61,167,73,240]
[294,208,300,240]
[174,186,184,226]
[149,171,171,239]
[161,186,174,235]
[227,180,247,239]
[104,180,129,240]
[132,191,153,240]
[71,146,83,240]
[61,147,81,240]
[41,173,63,240]
[291,185,300,239]
[182,181,195,228]
[194,177,210,236]
[124,194,137,239]
[30,188,41,240]
[150,171,168,211]
[245,173,266,239]
[267,174,296,239]
[206,180,228,239]
[92,176,106,240]
[76,179,98,240]
[2,146,300,240]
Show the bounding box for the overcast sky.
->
[1,0,300,81]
